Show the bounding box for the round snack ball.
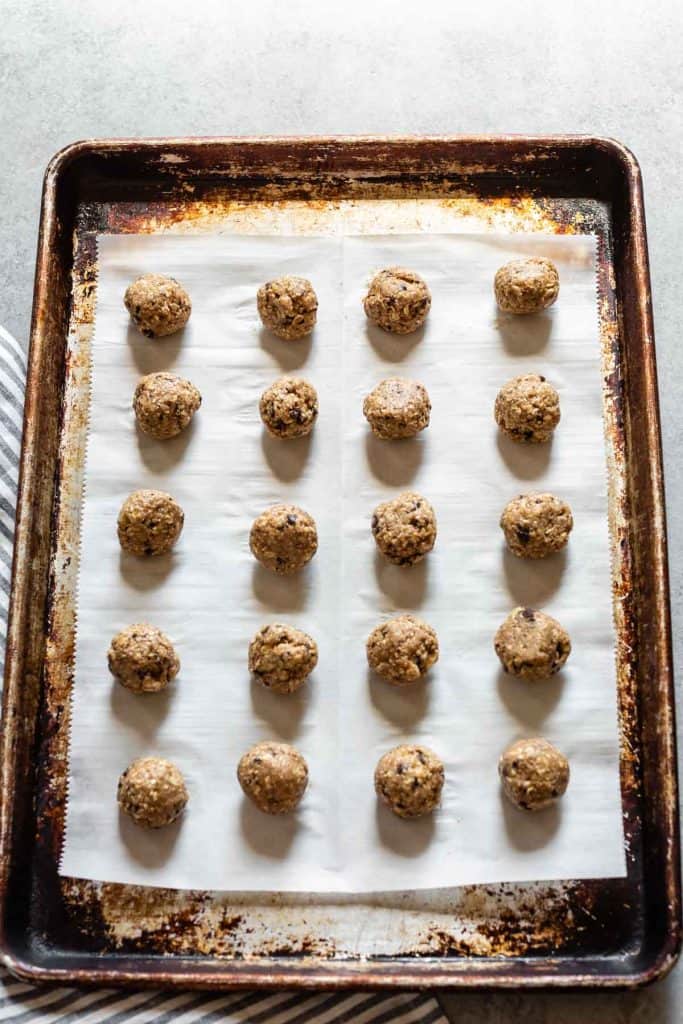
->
[363,378,431,440]
[259,377,318,439]
[499,737,570,811]
[249,504,318,574]
[117,489,184,557]
[257,276,318,340]
[366,614,439,685]
[117,756,188,828]
[237,741,308,814]
[133,372,201,440]
[494,257,559,314]
[372,491,437,566]
[494,374,560,444]
[374,744,444,819]
[494,607,571,680]
[124,273,192,337]
[108,623,180,693]
[363,267,431,335]
[249,623,318,694]
[500,492,573,559]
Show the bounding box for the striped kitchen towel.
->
[0,323,447,1022]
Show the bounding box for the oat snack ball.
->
[363,378,431,439]
[259,377,318,439]
[494,374,560,444]
[133,372,201,440]
[375,744,444,818]
[366,614,439,685]
[499,737,570,811]
[249,504,318,574]
[249,623,318,694]
[124,274,192,337]
[363,267,431,334]
[108,623,180,693]
[237,741,309,814]
[117,489,184,556]
[117,756,188,828]
[494,257,559,314]
[371,491,436,566]
[494,607,571,680]
[257,276,318,340]
[500,492,573,559]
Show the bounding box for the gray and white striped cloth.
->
[0,324,447,1022]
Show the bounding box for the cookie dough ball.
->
[133,372,201,440]
[494,257,559,314]
[237,741,308,814]
[375,745,444,819]
[494,607,571,680]
[494,374,560,444]
[108,623,179,693]
[117,489,184,557]
[259,377,318,439]
[250,504,318,574]
[372,491,437,566]
[249,623,318,694]
[366,614,439,685]
[363,267,431,335]
[500,492,573,559]
[124,274,191,338]
[363,378,431,439]
[499,737,570,811]
[257,276,318,340]
[117,756,188,828]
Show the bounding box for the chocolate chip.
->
[286,514,297,525]
[516,525,531,544]
[521,607,536,622]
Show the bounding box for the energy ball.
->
[494,607,571,680]
[500,492,573,559]
[117,756,188,828]
[257,276,318,340]
[363,378,431,439]
[117,489,184,557]
[375,744,444,819]
[363,267,431,335]
[494,374,560,444]
[133,371,201,440]
[250,503,318,574]
[372,491,437,566]
[259,377,318,439]
[499,737,570,811]
[494,257,559,314]
[124,273,192,337]
[108,623,179,693]
[237,741,308,814]
[366,614,439,685]
[248,623,318,694]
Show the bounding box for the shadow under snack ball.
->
[366,614,439,685]
[108,623,179,693]
[249,503,318,574]
[371,491,437,566]
[249,623,318,694]
[117,489,184,556]
[500,492,573,559]
[499,737,570,811]
[133,371,201,440]
[494,257,559,315]
[117,756,188,828]
[375,744,444,818]
[495,607,571,680]
[237,741,309,814]
[257,276,318,340]
[363,267,431,334]
[124,273,192,338]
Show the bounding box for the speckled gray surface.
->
[1,0,681,1017]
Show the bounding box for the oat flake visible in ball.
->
[124,273,192,337]
[494,374,560,444]
[500,492,573,559]
[259,377,318,439]
[366,614,439,685]
[249,623,318,694]
[499,737,570,811]
[117,756,188,828]
[494,257,559,314]
[372,491,437,566]
[363,378,431,439]
[257,276,318,340]
[237,741,309,814]
[117,489,184,557]
[374,744,444,818]
[133,372,201,440]
[250,504,318,574]
[363,267,431,335]
[494,607,571,680]
[108,623,179,693]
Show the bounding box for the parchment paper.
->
[60,231,626,891]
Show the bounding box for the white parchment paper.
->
[60,230,626,891]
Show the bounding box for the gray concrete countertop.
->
[1,0,681,1019]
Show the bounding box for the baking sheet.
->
[60,230,626,891]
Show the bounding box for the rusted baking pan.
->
[0,136,679,990]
